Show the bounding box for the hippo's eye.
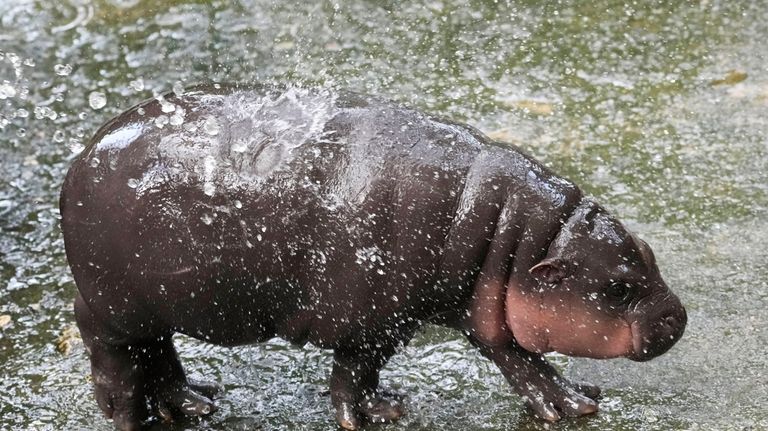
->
[606,282,633,304]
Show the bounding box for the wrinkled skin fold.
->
[60,84,686,430]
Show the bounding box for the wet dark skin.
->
[60,84,687,430]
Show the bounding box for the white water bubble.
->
[200,213,214,225]
[231,140,248,152]
[172,81,184,95]
[52,130,65,143]
[129,78,144,92]
[0,82,17,99]
[203,116,220,136]
[15,108,28,118]
[54,64,72,76]
[203,182,215,196]
[169,113,184,126]
[34,106,48,119]
[88,91,107,109]
[127,178,139,188]
[33,106,58,120]
[233,200,243,209]
[154,115,169,128]
[158,97,175,113]
[68,139,85,154]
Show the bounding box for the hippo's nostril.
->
[662,316,677,328]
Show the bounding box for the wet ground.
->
[1,1,766,430]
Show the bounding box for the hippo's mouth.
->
[627,312,686,362]
[629,321,653,362]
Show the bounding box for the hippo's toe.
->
[359,392,405,423]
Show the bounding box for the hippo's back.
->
[64,84,484,210]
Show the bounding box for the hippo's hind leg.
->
[75,294,218,430]
[330,339,406,430]
[75,293,149,430]
[137,336,220,423]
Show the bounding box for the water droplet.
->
[78,112,87,120]
[129,78,144,92]
[169,113,184,126]
[54,64,72,76]
[172,81,184,95]
[68,139,84,154]
[16,128,26,138]
[231,140,248,152]
[201,213,213,225]
[15,108,28,118]
[52,130,65,143]
[127,178,139,188]
[203,116,220,136]
[89,157,100,168]
[0,82,17,99]
[256,234,263,241]
[233,200,242,209]
[154,115,169,128]
[203,182,215,196]
[34,106,57,120]
[158,97,175,113]
[88,91,107,109]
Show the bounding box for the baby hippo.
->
[60,84,686,430]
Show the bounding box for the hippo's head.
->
[506,199,686,361]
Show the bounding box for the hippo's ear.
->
[529,258,569,284]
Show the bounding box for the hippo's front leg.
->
[469,337,600,421]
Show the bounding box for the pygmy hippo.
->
[60,83,686,430]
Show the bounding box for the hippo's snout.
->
[628,294,687,362]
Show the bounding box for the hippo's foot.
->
[521,378,600,422]
[330,342,406,431]
[87,338,220,430]
[336,391,405,430]
[139,339,220,425]
[360,391,405,423]
[147,379,220,423]
[75,296,219,430]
